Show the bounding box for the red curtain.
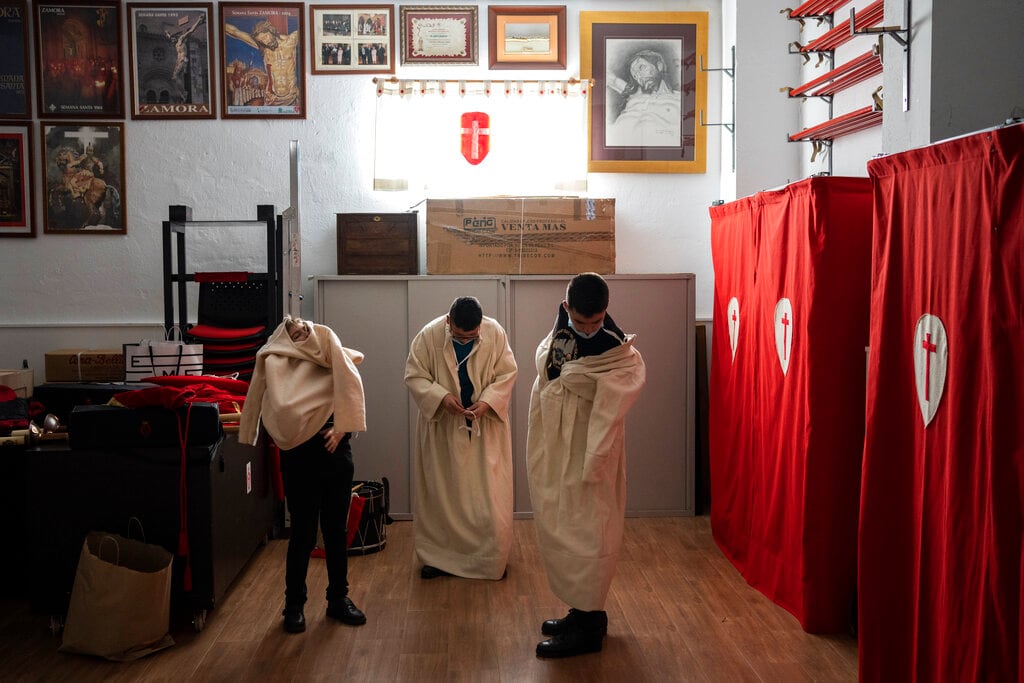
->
[709,176,873,633]
[709,196,760,573]
[860,123,1024,681]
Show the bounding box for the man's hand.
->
[465,401,491,421]
[441,393,470,417]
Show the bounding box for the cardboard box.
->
[45,349,125,383]
[0,368,33,398]
[426,197,615,275]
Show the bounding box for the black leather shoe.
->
[420,565,452,579]
[537,609,607,657]
[535,632,603,658]
[541,609,608,637]
[282,607,305,634]
[327,596,366,626]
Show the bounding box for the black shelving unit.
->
[162,204,283,378]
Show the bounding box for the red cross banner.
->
[460,111,490,165]
[709,176,872,634]
[860,123,1024,682]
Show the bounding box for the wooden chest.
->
[336,212,418,275]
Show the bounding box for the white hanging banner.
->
[374,78,589,195]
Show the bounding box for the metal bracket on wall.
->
[851,0,911,110]
[699,46,736,171]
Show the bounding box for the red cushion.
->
[187,323,266,340]
[141,374,250,395]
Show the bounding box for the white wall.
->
[0,0,725,376]
[886,0,1024,152]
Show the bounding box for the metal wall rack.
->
[700,45,736,171]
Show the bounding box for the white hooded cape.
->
[239,321,366,450]
[405,315,517,580]
[526,334,645,610]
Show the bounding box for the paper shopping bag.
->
[124,339,203,381]
[59,532,175,661]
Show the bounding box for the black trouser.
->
[280,429,353,608]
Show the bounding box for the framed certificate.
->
[399,5,477,66]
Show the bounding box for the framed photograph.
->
[0,0,31,118]
[0,123,35,237]
[219,2,305,119]
[400,5,477,66]
[34,1,125,119]
[41,121,126,234]
[310,4,395,75]
[581,12,708,174]
[127,3,215,119]
[488,5,565,70]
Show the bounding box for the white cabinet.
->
[315,274,695,518]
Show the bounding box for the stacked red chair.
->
[185,273,272,381]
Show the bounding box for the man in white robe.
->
[527,273,646,658]
[405,297,518,580]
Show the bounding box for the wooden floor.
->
[0,517,857,682]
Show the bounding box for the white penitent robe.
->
[527,334,646,611]
[405,315,518,580]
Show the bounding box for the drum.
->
[348,479,390,556]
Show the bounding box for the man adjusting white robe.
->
[405,315,517,580]
[527,335,646,611]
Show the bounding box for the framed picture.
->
[0,123,35,237]
[581,11,708,174]
[488,5,565,70]
[0,0,31,118]
[34,1,125,119]
[127,3,216,119]
[399,5,477,66]
[219,2,305,119]
[310,4,395,75]
[41,121,126,234]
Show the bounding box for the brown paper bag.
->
[59,532,175,661]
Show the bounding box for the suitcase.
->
[68,403,222,450]
[33,382,158,423]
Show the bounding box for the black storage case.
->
[27,432,277,628]
[32,382,158,423]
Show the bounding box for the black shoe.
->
[541,609,608,637]
[326,596,366,626]
[282,607,305,633]
[420,565,452,579]
[536,631,604,658]
[536,610,607,658]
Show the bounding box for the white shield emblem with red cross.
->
[727,296,740,363]
[774,298,793,375]
[913,313,948,427]
[460,111,490,165]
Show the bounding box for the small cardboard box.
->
[426,197,615,275]
[45,349,125,383]
[0,368,34,398]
